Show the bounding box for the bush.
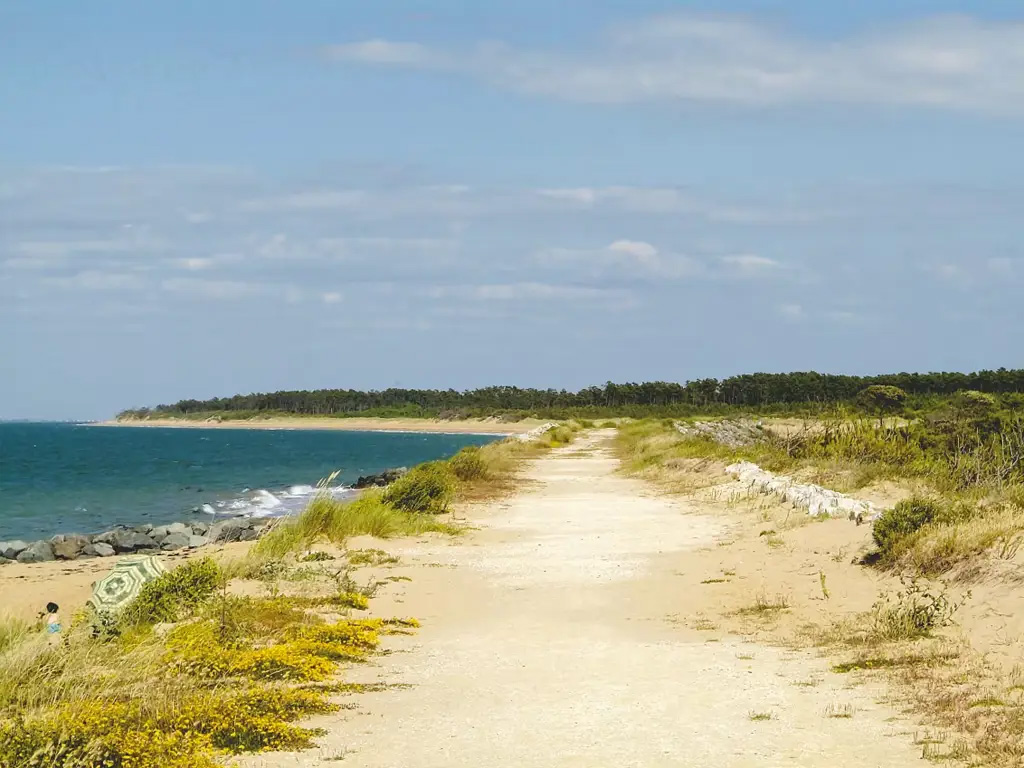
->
[873,498,942,559]
[869,577,969,640]
[546,425,575,446]
[382,461,456,514]
[449,446,490,481]
[119,557,222,628]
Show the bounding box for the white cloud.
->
[607,239,659,263]
[427,282,626,302]
[988,257,1015,275]
[720,254,781,276]
[538,240,699,280]
[778,303,804,320]
[44,271,145,291]
[325,14,1024,114]
[161,278,266,300]
[323,40,447,67]
[321,291,343,304]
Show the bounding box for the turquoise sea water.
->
[0,423,498,541]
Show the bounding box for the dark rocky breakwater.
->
[0,517,271,565]
[0,466,412,566]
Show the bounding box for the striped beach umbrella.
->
[91,555,166,613]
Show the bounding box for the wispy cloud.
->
[537,239,699,280]
[720,254,782,277]
[325,14,1024,114]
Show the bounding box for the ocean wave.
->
[194,483,355,519]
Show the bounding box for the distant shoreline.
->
[91,416,543,435]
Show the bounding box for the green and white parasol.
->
[90,555,166,613]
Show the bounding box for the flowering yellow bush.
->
[0,686,337,766]
[165,617,395,682]
[0,700,216,768]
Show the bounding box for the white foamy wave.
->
[195,483,356,520]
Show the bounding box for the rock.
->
[208,518,249,543]
[17,540,55,563]
[0,556,12,566]
[109,530,158,553]
[51,534,91,561]
[0,540,29,560]
[83,542,116,558]
[188,535,210,549]
[191,522,209,535]
[161,532,191,551]
[133,524,154,535]
[166,522,191,536]
[92,528,125,545]
[352,467,408,489]
[675,419,765,448]
[238,527,259,542]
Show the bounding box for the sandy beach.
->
[4,429,1013,765]
[93,416,544,435]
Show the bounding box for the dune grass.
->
[0,552,420,767]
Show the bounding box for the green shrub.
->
[873,498,941,559]
[449,446,490,481]
[546,426,575,446]
[599,421,618,429]
[869,577,970,641]
[382,462,456,514]
[119,557,222,628]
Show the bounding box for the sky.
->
[2,1,1024,420]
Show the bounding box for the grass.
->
[736,593,791,616]
[748,711,774,721]
[254,490,461,559]
[347,548,400,566]
[0,616,33,655]
[0,554,419,767]
[824,703,856,719]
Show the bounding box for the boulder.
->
[51,534,91,561]
[352,467,408,489]
[188,535,210,549]
[17,540,55,563]
[238,527,259,542]
[133,524,154,535]
[0,556,12,566]
[0,540,29,560]
[208,518,249,543]
[191,522,210,535]
[161,532,191,551]
[109,530,158,553]
[83,542,116,558]
[166,522,191,536]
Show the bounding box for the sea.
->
[0,422,499,541]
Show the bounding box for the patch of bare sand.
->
[0,542,251,621]
[243,431,923,768]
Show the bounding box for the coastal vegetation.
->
[616,390,1024,578]
[615,395,1024,764]
[117,367,1024,422]
[0,423,571,767]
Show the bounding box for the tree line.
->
[117,368,1024,419]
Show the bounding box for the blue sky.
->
[2,1,1023,419]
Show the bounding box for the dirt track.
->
[248,431,923,767]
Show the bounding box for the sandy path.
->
[248,431,923,768]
